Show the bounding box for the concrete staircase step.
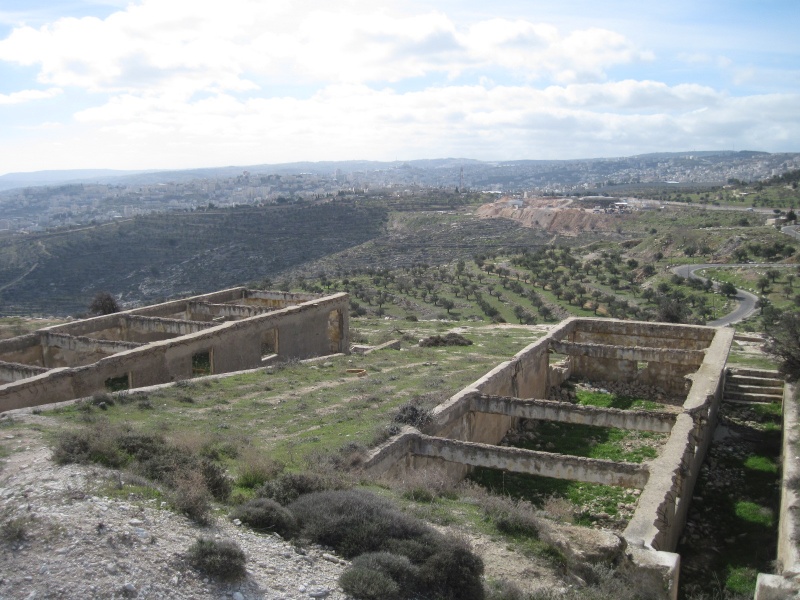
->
[722,398,783,408]
[729,368,781,379]
[724,391,784,403]
[726,383,785,395]
[726,374,785,387]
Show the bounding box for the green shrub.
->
[289,490,484,600]
[258,472,344,506]
[187,537,246,580]
[288,490,431,559]
[419,539,484,600]
[231,498,298,537]
[340,566,401,600]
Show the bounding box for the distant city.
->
[1,151,798,233]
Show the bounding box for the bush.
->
[289,490,431,559]
[419,538,484,600]
[187,537,246,580]
[480,495,541,538]
[393,403,432,429]
[1,517,29,544]
[258,472,344,506]
[172,471,212,525]
[53,425,127,468]
[231,498,298,537]
[351,552,421,592]
[289,490,484,600]
[340,566,401,600]
[235,450,284,489]
[418,333,472,347]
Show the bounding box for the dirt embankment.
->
[476,199,625,236]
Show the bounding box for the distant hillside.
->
[0,201,387,316]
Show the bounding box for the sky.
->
[0,0,798,174]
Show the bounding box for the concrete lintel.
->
[754,573,800,600]
[470,394,676,433]
[413,435,649,488]
[550,340,705,365]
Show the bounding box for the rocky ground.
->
[0,417,349,600]
[677,400,782,598]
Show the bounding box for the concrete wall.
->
[623,326,733,552]
[0,361,48,384]
[41,333,143,368]
[0,334,44,366]
[414,434,650,488]
[0,291,349,412]
[472,394,676,433]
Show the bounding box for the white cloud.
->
[0,1,650,95]
[0,86,61,105]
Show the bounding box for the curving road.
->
[669,263,792,327]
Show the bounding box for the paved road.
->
[783,224,800,241]
[671,263,767,327]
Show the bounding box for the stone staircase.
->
[724,368,785,404]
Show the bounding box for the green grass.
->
[43,320,543,469]
[510,421,664,464]
[744,455,778,474]
[734,500,774,527]
[468,468,638,524]
[574,388,666,411]
[726,566,759,595]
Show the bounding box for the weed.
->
[1,516,30,544]
[235,449,284,489]
[393,402,432,429]
[187,537,246,580]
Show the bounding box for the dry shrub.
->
[389,465,461,503]
[541,495,575,524]
[172,470,212,525]
[479,494,541,538]
[236,447,285,489]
